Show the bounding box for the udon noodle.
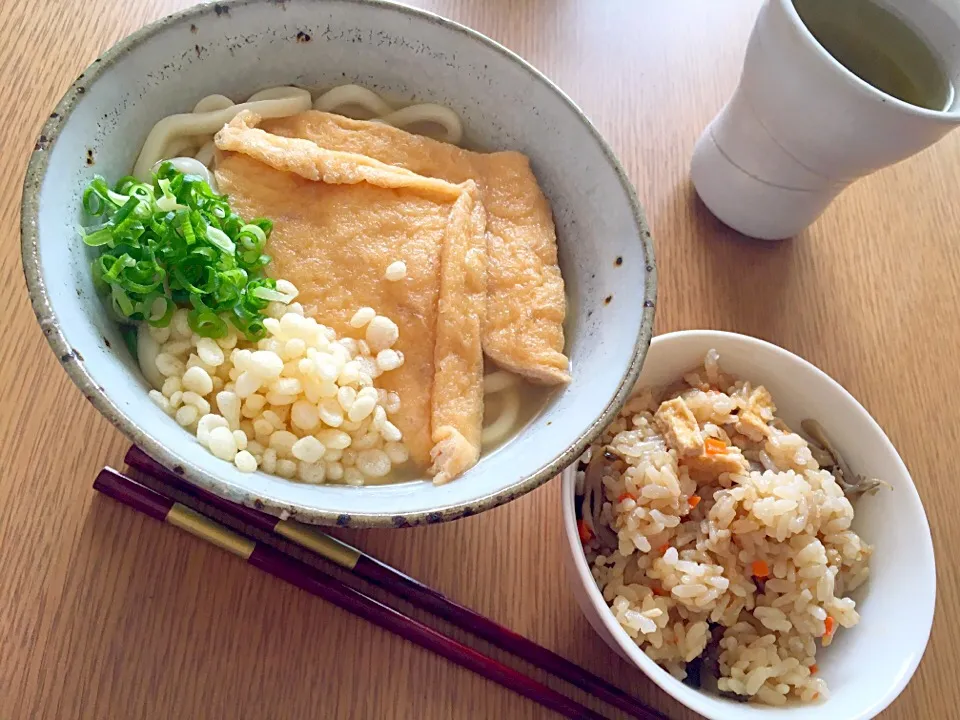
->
[134,84,464,181]
[135,84,529,457]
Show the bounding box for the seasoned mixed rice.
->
[576,350,874,705]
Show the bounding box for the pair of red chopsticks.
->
[96,447,667,720]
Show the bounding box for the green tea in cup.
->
[794,0,953,110]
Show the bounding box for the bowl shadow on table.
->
[79,483,682,718]
[550,591,690,719]
[79,489,604,716]
[72,495,388,714]
[669,181,819,341]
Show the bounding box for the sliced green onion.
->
[80,166,277,336]
[84,177,116,215]
[107,189,131,206]
[251,286,296,303]
[237,224,266,250]
[121,325,138,358]
[146,296,176,327]
[206,226,236,255]
[111,285,135,317]
[82,226,115,247]
[188,308,228,338]
[115,176,139,194]
[156,178,185,212]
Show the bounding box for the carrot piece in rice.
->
[704,437,727,455]
[577,520,593,543]
[751,560,770,578]
[823,616,836,638]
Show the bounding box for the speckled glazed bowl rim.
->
[21,0,657,528]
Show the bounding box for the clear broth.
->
[351,369,555,486]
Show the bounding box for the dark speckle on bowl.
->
[86,148,94,166]
[214,3,229,16]
[190,23,198,33]
[646,265,654,272]
[76,86,85,94]
[426,511,443,524]
[615,256,623,266]
[644,299,655,308]
[254,498,264,509]
[604,295,613,305]
[103,336,112,349]
[336,514,351,527]
[392,515,410,528]
[296,30,311,42]
[173,465,185,475]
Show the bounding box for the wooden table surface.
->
[2,1,957,718]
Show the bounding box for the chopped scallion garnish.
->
[79,162,279,340]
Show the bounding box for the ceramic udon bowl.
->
[560,331,935,720]
[21,0,656,527]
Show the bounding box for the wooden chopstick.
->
[94,467,610,720]
[125,446,666,720]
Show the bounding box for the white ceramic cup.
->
[691,0,960,240]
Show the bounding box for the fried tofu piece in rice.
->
[654,397,705,458]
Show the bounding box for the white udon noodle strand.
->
[146,85,463,180]
[132,86,313,180]
[141,85,465,180]
[313,84,393,117]
[312,84,464,143]
[482,371,522,446]
[370,104,463,144]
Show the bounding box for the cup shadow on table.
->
[666,180,824,343]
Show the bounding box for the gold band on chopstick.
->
[275,520,361,569]
[167,503,256,559]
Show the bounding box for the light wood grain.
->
[1,1,955,718]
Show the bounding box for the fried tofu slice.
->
[654,398,705,458]
[216,111,461,201]
[214,115,487,479]
[430,182,487,484]
[682,447,750,478]
[735,411,770,442]
[747,385,776,417]
[260,110,570,384]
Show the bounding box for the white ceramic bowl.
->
[561,331,935,719]
[21,0,656,526]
